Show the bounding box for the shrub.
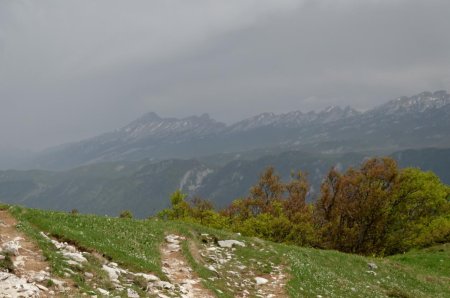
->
[119,210,133,219]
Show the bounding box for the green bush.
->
[119,210,133,219]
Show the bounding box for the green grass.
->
[10,206,168,276]
[389,244,450,280]
[8,206,450,298]
[281,244,450,298]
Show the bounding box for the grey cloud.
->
[0,0,449,150]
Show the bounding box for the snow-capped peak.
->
[374,90,450,115]
[227,106,360,132]
[120,112,226,140]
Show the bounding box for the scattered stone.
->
[155,281,174,290]
[368,262,378,270]
[217,240,245,248]
[62,251,88,263]
[97,288,109,295]
[2,240,21,256]
[134,272,159,282]
[0,272,40,297]
[102,264,120,281]
[27,270,50,284]
[207,265,218,274]
[366,270,377,276]
[84,272,94,279]
[127,288,139,298]
[255,277,269,285]
[36,284,49,291]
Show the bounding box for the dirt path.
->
[160,234,215,298]
[0,210,76,297]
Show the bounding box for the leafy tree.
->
[250,167,285,210]
[190,196,214,224]
[385,168,450,254]
[158,190,190,220]
[284,171,309,220]
[315,157,399,254]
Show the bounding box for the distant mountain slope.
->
[25,90,450,170]
[0,159,212,217]
[1,148,449,218]
[393,147,450,184]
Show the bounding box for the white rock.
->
[50,278,66,287]
[13,255,25,268]
[155,281,174,290]
[29,270,50,283]
[64,245,78,253]
[102,265,120,281]
[67,260,82,267]
[167,243,180,251]
[0,272,40,297]
[127,289,139,298]
[84,272,94,279]
[207,265,218,274]
[217,240,245,248]
[134,273,159,282]
[62,251,87,263]
[254,277,269,285]
[36,284,49,291]
[165,235,180,244]
[2,240,21,256]
[97,288,110,295]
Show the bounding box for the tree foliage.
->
[161,158,450,256]
[315,158,450,255]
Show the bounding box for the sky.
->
[1,0,450,151]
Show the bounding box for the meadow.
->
[5,205,449,297]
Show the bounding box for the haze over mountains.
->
[0,91,448,217]
[22,90,450,171]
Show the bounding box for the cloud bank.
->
[0,0,449,150]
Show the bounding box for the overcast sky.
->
[1,0,449,151]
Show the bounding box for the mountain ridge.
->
[22,90,450,170]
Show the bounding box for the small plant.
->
[0,252,14,272]
[119,210,133,219]
[133,275,147,290]
[46,279,55,287]
[71,209,79,215]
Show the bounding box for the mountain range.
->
[1,90,449,217]
[24,90,450,170]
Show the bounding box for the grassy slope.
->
[9,206,450,298]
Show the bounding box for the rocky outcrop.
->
[0,211,72,297]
